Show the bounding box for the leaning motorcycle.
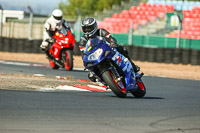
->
[47,27,75,71]
[82,37,146,98]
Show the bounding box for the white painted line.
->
[56,85,91,92]
[73,67,86,71]
[0,60,49,68]
[34,74,45,77]
[39,88,55,91]
[87,85,110,91]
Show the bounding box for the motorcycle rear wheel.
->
[49,60,59,69]
[63,50,73,71]
[101,70,127,98]
[131,78,146,98]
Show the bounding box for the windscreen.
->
[85,37,106,52]
[58,27,68,36]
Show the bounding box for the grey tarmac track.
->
[0,61,200,133]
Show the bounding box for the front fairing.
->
[53,28,75,48]
[111,49,136,91]
[50,28,75,60]
[83,37,137,92]
[83,37,114,69]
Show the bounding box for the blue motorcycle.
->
[83,37,146,98]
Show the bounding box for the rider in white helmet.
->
[40,9,70,50]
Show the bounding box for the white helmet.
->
[52,9,63,23]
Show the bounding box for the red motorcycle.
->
[47,27,75,71]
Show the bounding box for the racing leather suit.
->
[40,16,69,50]
[79,28,139,74]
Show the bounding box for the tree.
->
[59,0,129,19]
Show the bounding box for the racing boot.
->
[117,46,140,73]
[88,71,98,82]
[126,56,140,73]
[131,62,140,73]
[44,49,54,60]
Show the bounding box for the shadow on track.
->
[110,96,165,99]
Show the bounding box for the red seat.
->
[168,5,174,13]
[129,6,137,12]
[103,17,111,23]
[136,6,142,11]
[183,10,191,18]
[139,20,148,26]
[190,35,200,39]
[192,6,200,14]
[157,12,165,18]
[121,10,129,15]
[112,13,120,18]
[149,11,157,16]
[193,31,200,36]
[166,33,177,38]
[141,15,148,20]
[138,11,145,16]
[157,4,166,12]
[139,3,147,7]
[113,26,121,33]
[120,27,129,33]
[121,13,131,19]
[191,13,199,18]
[133,23,138,29]
[148,16,156,22]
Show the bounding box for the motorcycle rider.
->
[40,9,71,52]
[79,17,140,82]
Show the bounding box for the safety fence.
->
[0,37,199,65]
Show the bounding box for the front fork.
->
[91,61,123,88]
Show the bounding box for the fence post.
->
[0,5,3,36]
[27,6,33,40]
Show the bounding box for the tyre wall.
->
[0,37,199,65]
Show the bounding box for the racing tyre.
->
[101,70,127,98]
[63,50,73,71]
[49,60,59,69]
[131,78,146,98]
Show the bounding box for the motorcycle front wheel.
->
[63,50,73,71]
[49,60,59,69]
[101,70,127,98]
[131,77,146,98]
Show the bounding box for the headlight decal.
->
[88,48,103,61]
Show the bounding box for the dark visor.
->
[82,25,94,33]
[54,16,62,20]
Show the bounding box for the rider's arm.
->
[79,35,88,51]
[44,22,51,36]
[62,20,72,30]
[62,19,75,37]
[44,21,54,42]
[99,28,118,47]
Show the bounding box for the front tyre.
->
[49,60,59,69]
[63,50,73,71]
[131,78,146,98]
[101,70,127,98]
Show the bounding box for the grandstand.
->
[97,0,200,40]
[98,2,174,34]
[166,6,200,39]
[148,0,200,10]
